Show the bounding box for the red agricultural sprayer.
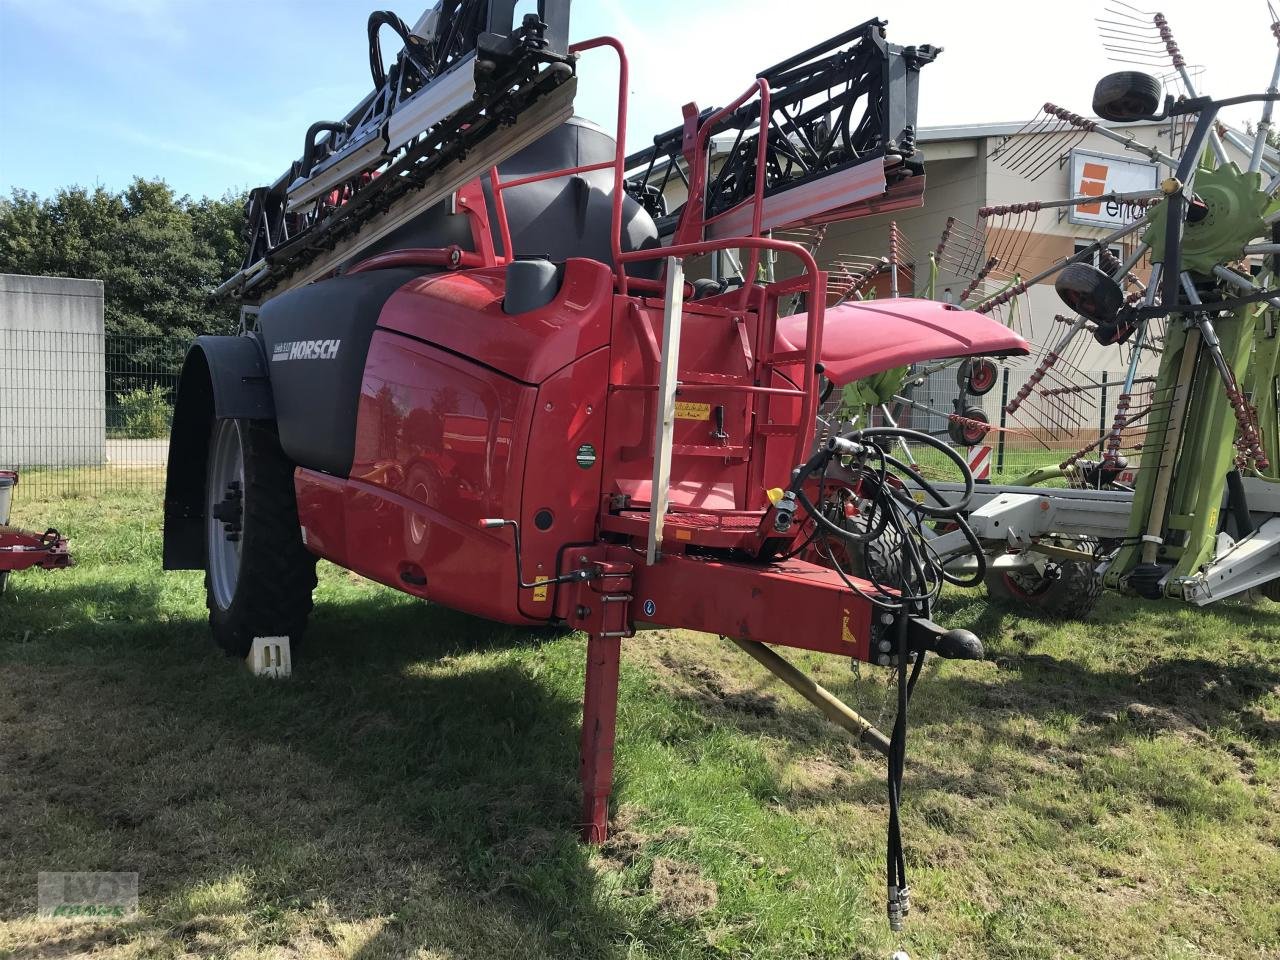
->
[165,3,1023,929]
[0,471,71,596]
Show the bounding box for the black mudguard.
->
[163,335,273,570]
[256,266,427,478]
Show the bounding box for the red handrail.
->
[672,77,772,308]
[569,37,628,290]
[485,37,629,272]
[488,165,513,261]
[484,39,823,468]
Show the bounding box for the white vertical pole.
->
[648,257,685,565]
[1252,47,1280,173]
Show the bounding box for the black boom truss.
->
[222,0,574,302]
[624,19,938,236]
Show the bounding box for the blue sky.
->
[0,0,1272,200]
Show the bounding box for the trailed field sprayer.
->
[164,1,1025,928]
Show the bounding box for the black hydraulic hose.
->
[785,425,980,930]
[881,454,987,587]
[886,611,926,931]
[298,121,350,179]
[795,482,892,545]
[856,427,975,516]
[368,11,414,89]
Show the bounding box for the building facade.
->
[0,274,106,467]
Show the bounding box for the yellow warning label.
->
[532,577,551,602]
[675,528,692,541]
[675,401,712,421]
[841,611,858,646]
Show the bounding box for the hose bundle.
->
[787,426,986,930]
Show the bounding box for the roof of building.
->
[916,117,1164,142]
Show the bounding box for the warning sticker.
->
[675,401,711,421]
[841,610,859,646]
[531,577,551,602]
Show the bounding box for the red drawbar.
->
[558,545,880,841]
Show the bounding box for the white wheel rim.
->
[206,419,245,612]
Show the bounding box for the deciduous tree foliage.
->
[0,178,245,339]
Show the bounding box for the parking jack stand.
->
[571,555,634,843]
[580,631,622,843]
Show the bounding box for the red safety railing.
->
[670,77,771,307]
[485,36,629,269]
[616,237,825,467]
[482,37,826,469]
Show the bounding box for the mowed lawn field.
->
[1,482,1278,960]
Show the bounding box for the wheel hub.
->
[211,481,243,541]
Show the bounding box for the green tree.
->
[0,178,246,339]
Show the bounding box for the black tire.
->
[1260,578,1280,603]
[836,513,903,587]
[1055,262,1123,324]
[948,405,990,446]
[205,419,317,658]
[1093,71,1163,123]
[985,539,1103,619]
[1092,317,1137,346]
[959,358,999,397]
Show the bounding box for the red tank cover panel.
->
[516,347,610,619]
[336,330,539,623]
[377,258,616,384]
[775,298,1029,386]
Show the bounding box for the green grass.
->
[1,484,1278,959]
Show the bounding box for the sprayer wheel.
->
[828,513,903,587]
[204,418,317,658]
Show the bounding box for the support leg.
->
[579,633,621,844]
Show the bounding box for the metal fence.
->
[0,329,182,516]
[885,363,1139,483]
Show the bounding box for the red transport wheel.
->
[959,357,999,396]
[947,406,990,446]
